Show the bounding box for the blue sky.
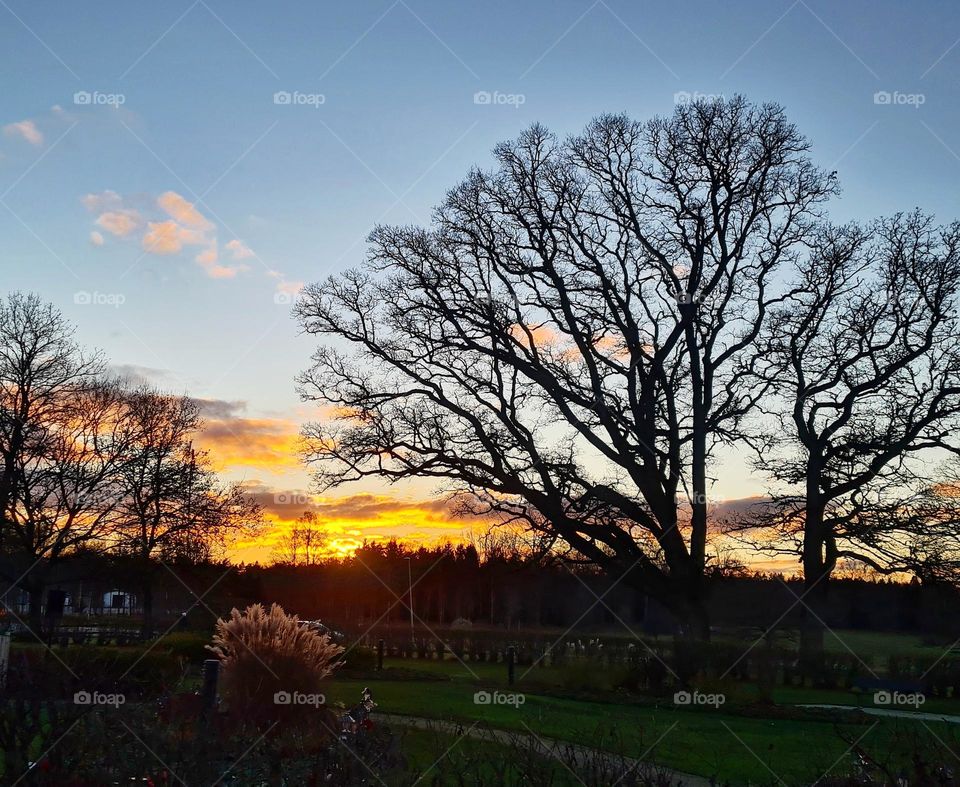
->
[2,0,960,552]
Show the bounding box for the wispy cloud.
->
[96,209,142,237]
[157,190,213,230]
[195,413,303,472]
[3,119,43,146]
[225,238,255,259]
[82,189,251,279]
[142,219,206,254]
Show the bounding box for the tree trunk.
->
[28,585,43,634]
[799,577,827,682]
[672,595,711,683]
[801,471,828,681]
[141,580,154,638]
[679,596,711,642]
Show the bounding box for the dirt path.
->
[381,712,714,786]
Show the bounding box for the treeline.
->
[0,293,262,632]
[13,540,960,642]
[257,543,960,638]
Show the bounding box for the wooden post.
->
[507,645,515,686]
[377,638,384,671]
[0,634,9,690]
[201,659,220,716]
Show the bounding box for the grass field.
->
[10,627,960,785]
[326,656,960,785]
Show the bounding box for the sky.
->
[2,0,960,562]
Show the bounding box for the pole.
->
[201,659,220,718]
[0,634,9,690]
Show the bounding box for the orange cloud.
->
[195,241,248,279]
[195,416,303,473]
[157,190,213,230]
[4,119,43,146]
[83,189,254,280]
[228,486,475,563]
[142,220,206,254]
[96,209,141,237]
[225,239,255,260]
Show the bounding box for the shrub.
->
[7,643,186,700]
[161,631,213,663]
[338,644,378,673]
[207,603,343,728]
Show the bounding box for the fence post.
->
[0,634,9,690]
[377,638,385,671]
[507,645,515,686]
[201,659,220,717]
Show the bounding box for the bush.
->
[207,603,344,729]
[8,643,186,700]
[338,644,378,673]
[160,631,213,663]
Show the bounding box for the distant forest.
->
[12,540,960,642]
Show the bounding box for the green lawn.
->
[396,727,577,784]
[14,631,960,784]
[327,658,960,785]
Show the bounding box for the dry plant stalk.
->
[207,603,344,726]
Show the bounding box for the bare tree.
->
[114,389,262,632]
[0,293,104,533]
[296,98,835,639]
[7,378,137,628]
[752,213,960,661]
[270,510,327,566]
[0,294,130,628]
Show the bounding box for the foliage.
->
[8,643,188,700]
[160,630,214,663]
[207,602,344,727]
